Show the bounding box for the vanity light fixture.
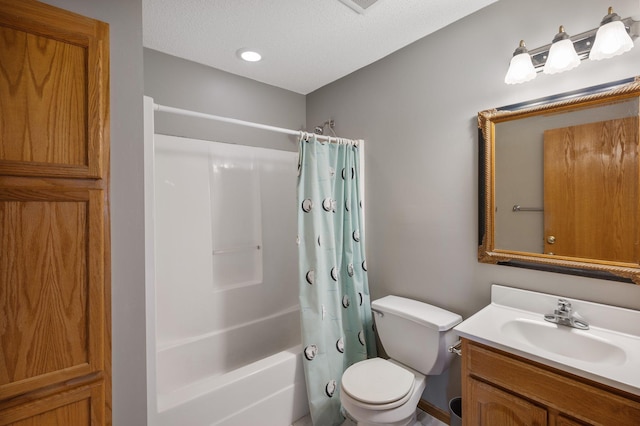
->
[504,6,639,84]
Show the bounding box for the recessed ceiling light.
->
[237,49,262,62]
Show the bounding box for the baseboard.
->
[418,398,450,425]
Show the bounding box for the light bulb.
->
[505,41,536,84]
[590,8,634,60]
[543,26,580,75]
[237,49,262,62]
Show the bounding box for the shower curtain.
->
[297,134,376,425]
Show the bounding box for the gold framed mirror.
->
[478,77,640,284]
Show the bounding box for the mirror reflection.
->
[495,98,638,261]
[479,78,640,283]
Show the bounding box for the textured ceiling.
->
[143,0,497,95]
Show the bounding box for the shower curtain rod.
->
[153,103,362,145]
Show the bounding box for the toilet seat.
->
[341,358,415,410]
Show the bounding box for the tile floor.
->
[292,408,448,426]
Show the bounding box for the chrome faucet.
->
[544,298,589,330]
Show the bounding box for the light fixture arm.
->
[527,16,639,72]
[600,6,621,26]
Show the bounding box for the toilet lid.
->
[341,358,415,406]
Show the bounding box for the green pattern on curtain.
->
[297,135,376,425]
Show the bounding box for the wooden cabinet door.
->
[462,340,640,426]
[467,378,547,426]
[0,1,110,424]
[555,414,591,426]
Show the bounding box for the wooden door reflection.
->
[543,116,638,263]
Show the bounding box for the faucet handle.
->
[556,298,572,314]
[545,298,589,329]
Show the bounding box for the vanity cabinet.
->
[461,339,640,426]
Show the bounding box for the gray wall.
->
[144,49,305,152]
[39,0,146,424]
[306,0,640,410]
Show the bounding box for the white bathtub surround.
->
[144,121,307,424]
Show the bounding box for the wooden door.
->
[466,377,548,425]
[543,117,639,263]
[0,1,110,424]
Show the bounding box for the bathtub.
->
[154,306,307,425]
[154,345,308,426]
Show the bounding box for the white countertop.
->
[454,285,640,396]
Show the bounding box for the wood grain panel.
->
[0,200,88,383]
[0,0,108,179]
[8,400,89,426]
[0,1,110,422]
[468,377,547,425]
[0,188,105,401]
[544,117,639,263]
[0,381,104,425]
[556,414,590,426]
[0,26,87,167]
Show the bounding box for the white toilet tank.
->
[372,295,462,375]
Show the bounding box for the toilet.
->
[340,295,462,426]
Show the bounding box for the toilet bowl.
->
[339,296,462,426]
[341,359,426,426]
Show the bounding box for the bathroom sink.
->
[453,285,640,396]
[500,318,626,365]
